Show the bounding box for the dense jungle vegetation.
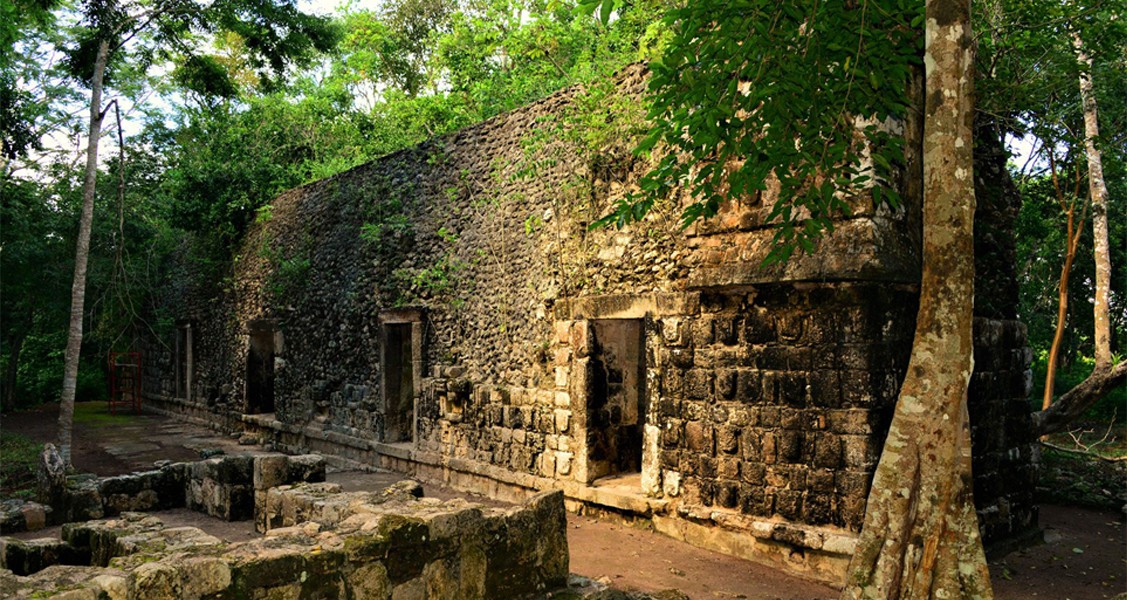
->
[1,2,1124,596]
[1,0,1123,451]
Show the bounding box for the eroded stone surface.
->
[1,487,569,599]
[11,453,327,536]
[0,499,50,534]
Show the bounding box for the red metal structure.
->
[108,351,142,415]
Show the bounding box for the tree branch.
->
[1033,361,1127,437]
[1040,441,1127,463]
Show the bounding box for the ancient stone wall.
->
[639,284,917,531]
[971,319,1038,547]
[14,453,325,534]
[138,64,1037,579]
[1,489,570,599]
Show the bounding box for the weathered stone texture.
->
[1,489,569,600]
[8,454,326,536]
[135,64,1037,575]
[0,500,51,534]
[969,318,1039,545]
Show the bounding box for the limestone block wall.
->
[24,454,326,532]
[136,63,1038,575]
[0,490,570,600]
[970,318,1038,544]
[642,285,916,531]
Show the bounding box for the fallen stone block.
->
[286,454,327,484]
[0,537,88,576]
[0,499,51,534]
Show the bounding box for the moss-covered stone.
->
[3,481,568,600]
[347,562,389,599]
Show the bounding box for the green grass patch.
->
[72,400,144,425]
[0,431,43,499]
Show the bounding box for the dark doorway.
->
[175,324,192,400]
[383,323,415,443]
[587,319,646,480]
[246,324,275,414]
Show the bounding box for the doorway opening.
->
[175,323,193,400]
[380,309,424,445]
[246,321,276,415]
[587,319,646,481]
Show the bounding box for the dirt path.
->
[992,504,1125,600]
[566,515,837,599]
[3,404,1124,599]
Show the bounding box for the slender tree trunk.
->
[57,39,109,466]
[1042,204,1082,409]
[1073,34,1112,369]
[1029,33,1127,439]
[3,331,25,413]
[842,0,992,597]
[1042,150,1087,410]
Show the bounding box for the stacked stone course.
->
[1,488,570,599]
[138,63,1039,579]
[8,453,325,536]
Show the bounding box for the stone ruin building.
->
[134,64,1039,583]
[2,453,573,598]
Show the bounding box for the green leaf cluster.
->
[596,0,922,265]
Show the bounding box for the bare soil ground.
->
[2,402,1124,599]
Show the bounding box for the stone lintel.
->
[686,217,920,289]
[555,292,701,321]
[378,307,426,324]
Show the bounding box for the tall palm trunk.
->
[58,39,110,466]
[842,0,992,597]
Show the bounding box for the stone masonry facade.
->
[139,64,1038,581]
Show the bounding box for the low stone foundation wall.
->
[20,453,325,534]
[381,446,856,584]
[1,486,570,600]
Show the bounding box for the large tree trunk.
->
[57,38,109,466]
[1073,34,1112,369]
[841,0,992,597]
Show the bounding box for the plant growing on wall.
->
[512,75,661,297]
[394,253,467,300]
[355,175,417,252]
[360,213,413,247]
[258,234,312,305]
[267,255,312,302]
[390,252,468,307]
